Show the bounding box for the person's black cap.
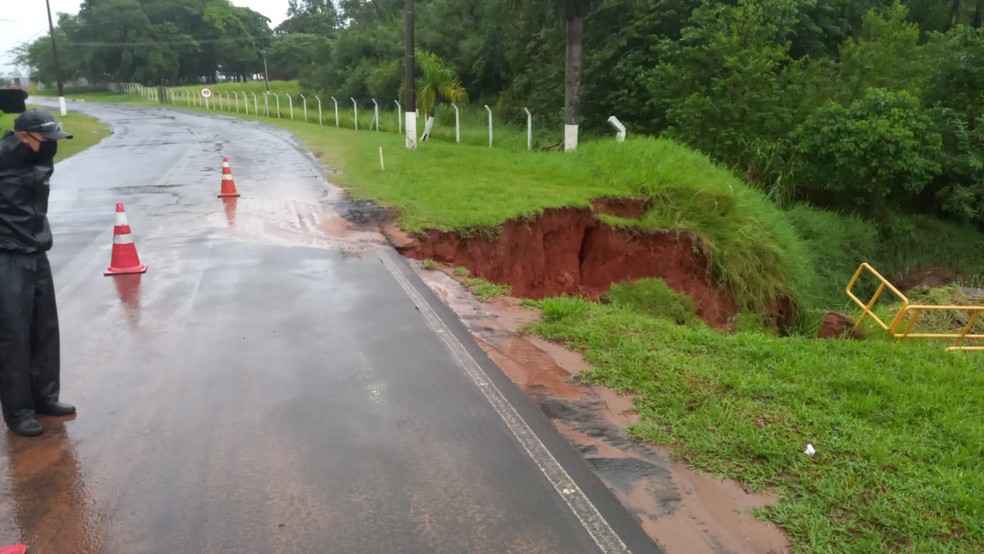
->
[13,109,73,140]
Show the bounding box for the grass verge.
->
[1,107,109,161]
[462,277,512,301]
[531,288,984,553]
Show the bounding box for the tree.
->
[838,2,931,101]
[268,33,331,80]
[277,0,339,36]
[562,0,590,150]
[794,88,943,216]
[415,50,467,140]
[655,0,804,163]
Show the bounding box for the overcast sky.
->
[0,0,289,75]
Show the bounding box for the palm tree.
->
[416,50,468,141]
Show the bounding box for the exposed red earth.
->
[387,206,740,330]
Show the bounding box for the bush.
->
[785,204,879,313]
[794,88,943,216]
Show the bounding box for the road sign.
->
[201,88,212,99]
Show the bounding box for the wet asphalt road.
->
[0,103,658,553]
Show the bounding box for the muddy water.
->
[413,265,791,554]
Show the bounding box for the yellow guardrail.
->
[846,263,984,351]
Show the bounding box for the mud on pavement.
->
[407,263,791,554]
[319,175,790,552]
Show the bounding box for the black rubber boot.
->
[7,416,42,437]
[37,401,75,416]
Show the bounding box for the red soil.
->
[391,207,740,329]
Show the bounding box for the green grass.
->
[530,290,984,553]
[879,215,984,284]
[453,266,470,277]
[1,107,109,161]
[462,277,512,300]
[849,282,984,348]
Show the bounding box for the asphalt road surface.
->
[0,103,659,553]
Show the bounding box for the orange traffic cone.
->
[105,203,148,276]
[218,156,241,197]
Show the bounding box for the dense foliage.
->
[15,0,984,228]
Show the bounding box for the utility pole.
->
[404,0,416,150]
[44,0,67,116]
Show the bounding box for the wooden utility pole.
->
[404,0,417,150]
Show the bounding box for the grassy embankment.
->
[62,85,984,552]
[0,108,109,160]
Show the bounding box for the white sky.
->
[0,0,288,74]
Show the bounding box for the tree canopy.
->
[14,0,984,227]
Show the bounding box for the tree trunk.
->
[951,0,962,29]
[974,0,983,28]
[564,1,585,151]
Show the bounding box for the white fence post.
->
[301,95,307,122]
[484,105,493,148]
[523,108,532,151]
[607,116,627,142]
[251,92,259,115]
[371,99,380,131]
[331,96,339,127]
[351,98,358,130]
[316,96,323,125]
[453,103,460,144]
[274,93,281,118]
[395,100,402,135]
[286,93,294,119]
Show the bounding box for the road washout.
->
[305,185,792,552]
[385,205,739,330]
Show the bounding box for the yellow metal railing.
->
[845,263,984,351]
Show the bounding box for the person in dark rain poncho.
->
[0,109,76,437]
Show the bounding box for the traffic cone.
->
[105,203,148,276]
[0,545,28,554]
[218,156,241,198]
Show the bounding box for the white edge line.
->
[378,251,631,554]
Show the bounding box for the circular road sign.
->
[201,87,212,99]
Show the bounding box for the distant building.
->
[0,68,29,90]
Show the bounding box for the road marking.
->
[377,250,631,554]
